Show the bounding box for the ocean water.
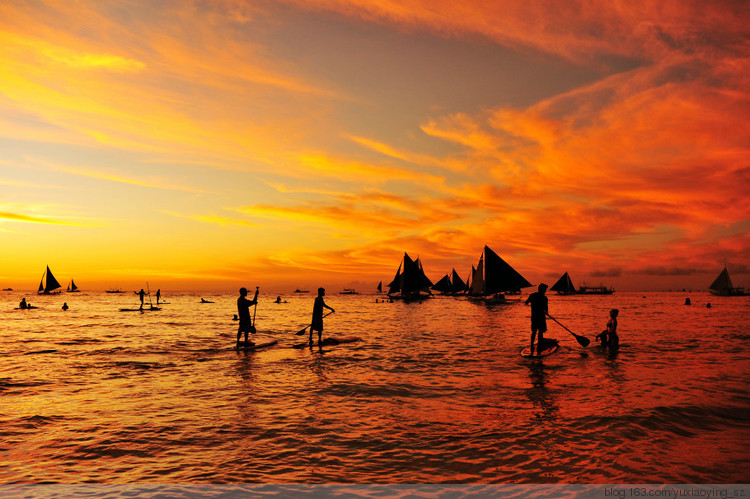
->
[1,290,749,484]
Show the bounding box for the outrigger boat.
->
[550,272,576,295]
[577,284,615,295]
[37,266,62,295]
[467,246,531,304]
[431,269,469,295]
[709,266,748,296]
[387,253,433,301]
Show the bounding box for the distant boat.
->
[105,289,126,294]
[37,265,62,295]
[450,269,469,294]
[339,288,358,295]
[431,274,452,294]
[2,288,12,291]
[550,272,577,295]
[431,269,469,295]
[468,246,531,303]
[387,252,433,301]
[577,283,615,295]
[66,279,80,292]
[377,281,382,293]
[709,266,748,296]
[294,289,310,293]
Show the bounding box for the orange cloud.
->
[280,0,750,63]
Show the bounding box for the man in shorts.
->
[525,283,549,356]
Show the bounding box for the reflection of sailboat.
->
[387,253,433,301]
[709,266,748,296]
[66,279,80,292]
[550,272,576,295]
[468,246,531,303]
[37,265,62,295]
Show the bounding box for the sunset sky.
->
[1,0,748,292]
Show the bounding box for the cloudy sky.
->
[1,0,748,291]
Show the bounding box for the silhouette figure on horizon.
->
[525,283,549,356]
[156,289,161,305]
[19,298,28,309]
[310,287,334,348]
[237,287,259,347]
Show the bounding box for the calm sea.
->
[1,290,749,484]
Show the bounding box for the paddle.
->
[547,314,590,347]
[145,282,160,310]
[250,286,259,334]
[295,310,334,335]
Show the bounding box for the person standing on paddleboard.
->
[525,283,549,356]
[237,287,259,348]
[135,289,149,310]
[310,287,334,347]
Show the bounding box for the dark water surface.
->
[1,291,748,483]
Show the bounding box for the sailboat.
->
[37,265,62,295]
[450,269,469,294]
[550,272,576,295]
[468,246,531,303]
[387,253,433,301]
[377,281,383,293]
[66,279,80,292]
[432,269,469,295]
[709,266,748,296]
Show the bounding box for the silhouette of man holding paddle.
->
[525,283,549,356]
[310,287,334,347]
[237,287,259,347]
[135,289,149,310]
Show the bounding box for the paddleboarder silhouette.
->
[525,283,549,356]
[237,287,259,348]
[135,289,148,310]
[310,287,335,348]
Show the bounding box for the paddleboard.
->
[235,339,278,351]
[292,336,361,349]
[521,339,559,358]
[119,307,161,312]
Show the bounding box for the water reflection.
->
[525,361,559,422]
[234,350,256,382]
